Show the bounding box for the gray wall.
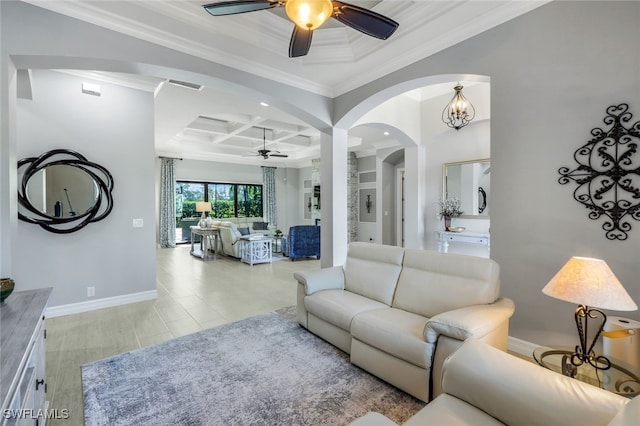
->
[15,70,156,307]
[335,1,640,344]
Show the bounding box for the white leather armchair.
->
[351,339,636,426]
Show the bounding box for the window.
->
[177,181,262,219]
[175,181,262,243]
[176,182,205,219]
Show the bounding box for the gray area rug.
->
[82,307,425,425]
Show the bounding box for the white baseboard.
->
[507,336,539,358]
[45,290,158,318]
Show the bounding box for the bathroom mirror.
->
[18,149,114,233]
[443,159,490,218]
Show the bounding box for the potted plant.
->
[438,197,463,230]
[274,229,283,237]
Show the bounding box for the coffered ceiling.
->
[30,1,546,166]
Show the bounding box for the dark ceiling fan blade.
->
[269,154,289,158]
[203,0,278,16]
[289,25,313,58]
[332,1,399,40]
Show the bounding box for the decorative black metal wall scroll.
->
[18,149,114,234]
[558,104,640,240]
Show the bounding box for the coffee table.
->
[533,346,640,397]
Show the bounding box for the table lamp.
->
[542,256,638,371]
[196,201,211,227]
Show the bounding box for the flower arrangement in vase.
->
[438,197,463,230]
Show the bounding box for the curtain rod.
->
[158,156,183,160]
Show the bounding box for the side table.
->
[533,346,640,397]
[272,235,283,253]
[190,226,219,260]
[239,235,272,265]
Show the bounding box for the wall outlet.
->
[133,218,144,228]
[87,286,95,297]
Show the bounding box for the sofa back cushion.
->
[343,242,405,306]
[393,250,499,318]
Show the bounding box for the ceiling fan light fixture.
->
[442,84,475,131]
[285,0,333,30]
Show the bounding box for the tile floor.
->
[44,245,320,425]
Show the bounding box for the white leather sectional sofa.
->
[207,219,272,258]
[351,339,637,426]
[294,242,515,402]
[210,216,271,234]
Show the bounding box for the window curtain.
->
[159,158,176,248]
[262,166,277,228]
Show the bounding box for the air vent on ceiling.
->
[167,79,203,91]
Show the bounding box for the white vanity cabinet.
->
[1,288,52,426]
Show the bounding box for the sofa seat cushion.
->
[351,308,430,369]
[404,394,504,426]
[304,290,389,332]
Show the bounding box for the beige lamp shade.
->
[542,256,638,311]
[195,202,211,213]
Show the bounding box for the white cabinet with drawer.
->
[1,288,52,426]
[437,231,490,253]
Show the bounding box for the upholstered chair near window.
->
[282,225,320,261]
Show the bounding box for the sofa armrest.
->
[424,297,515,343]
[294,266,345,295]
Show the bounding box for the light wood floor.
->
[45,245,320,425]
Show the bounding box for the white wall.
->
[14,70,156,307]
[175,158,263,184]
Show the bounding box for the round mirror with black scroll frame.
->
[18,149,114,233]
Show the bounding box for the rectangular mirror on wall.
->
[443,158,490,218]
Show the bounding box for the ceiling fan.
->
[246,128,289,159]
[202,0,399,57]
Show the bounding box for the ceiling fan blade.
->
[203,0,277,16]
[289,25,313,58]
[332,1,399,40]
[269,154,289,158]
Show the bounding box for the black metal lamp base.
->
[569,305,611,371]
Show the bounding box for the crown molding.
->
[23,0,550,98]
[23,0,334,96]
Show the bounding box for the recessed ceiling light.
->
[383,131,390,136]
[260,102,269,107]
[82,82,101,96]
